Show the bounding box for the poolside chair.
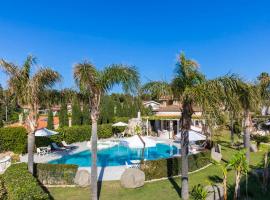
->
[61,141,76,149]
[125,160,140,169]
[51,143,67,151]
[37,148,46,156]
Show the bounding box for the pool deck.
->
[20,137,181,181]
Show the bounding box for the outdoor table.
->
[39,146,51,155]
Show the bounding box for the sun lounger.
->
[51,143,67,151]
[125,160,140,169]
[61,141,76,149]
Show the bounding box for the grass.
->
[48,130,270,200]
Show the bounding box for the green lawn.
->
[48,131,270,200]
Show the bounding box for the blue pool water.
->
[49,143,178,167]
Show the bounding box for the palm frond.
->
[100,64,139,94]
[32,68,61,91]
[73,61,99,94]
[141,81,172,100]
[0,59,20,77]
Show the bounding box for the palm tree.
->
[237,82,259,163]
[0,55,60,174]
[228,151,249,200]
[142,53,222,200]
[73,61,139,200]
[257,72,270,114]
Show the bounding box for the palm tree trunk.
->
[91,116,98,200]
[27,132,35,174]
[243,109,251,164]
[181,101,192,200]
[223,174,227,200]
[230,112,234,145]
[234,172,241,200]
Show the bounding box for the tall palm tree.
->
[142,53,223,200]
[237,82,259,163]
[73,62,139,200]
[0,55,60,174]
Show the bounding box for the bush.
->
[142,151,210,180]
[2,163,49,200]
[98,123,113,138]
[36,124,113,147]
[0,127,27,153]
[252,135,269,149]
[35,163,78,185]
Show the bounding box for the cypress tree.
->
[71,97,82,126]
[47,109,54,130]
[59,100,68,127]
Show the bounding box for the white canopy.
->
[176,130,206,142]
[112,122,128,127]
[121,135,156,148]
[35,128,59,137]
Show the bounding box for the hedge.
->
[0,127,27,154]
[142,151,210,180]
[2,163,49,200]
[36,124,113,147]
[35,163,78,185]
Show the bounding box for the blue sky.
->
[0,0,270,91]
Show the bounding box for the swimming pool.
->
[49,143,179,167]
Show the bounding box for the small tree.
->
[213,161,229,200]
[47,109,54,130]
[59,100,68,127]
[229,151,249,200]
[71,97,82,126]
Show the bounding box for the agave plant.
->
[190,184,208,200]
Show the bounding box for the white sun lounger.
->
[51,143,67,151]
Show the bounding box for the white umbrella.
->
[176,130,206,142]
[121,135,156,148]
[112,122,128,127]
[35,128,59,137]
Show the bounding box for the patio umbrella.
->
[176,130,206,142]
[121,135,156,148]
[112,122,128,127]
[35,128,59,137]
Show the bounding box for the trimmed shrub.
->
[35,163,78,185]
[0,127,27,153]
[142,151,210,180]
[36,124,113,147]
[2,163,49,200]
[113,117,129,123]
[98,123,113,138]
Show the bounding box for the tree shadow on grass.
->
[167,158,181,198]
[208,175,223,183]
[34,164,55,200]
